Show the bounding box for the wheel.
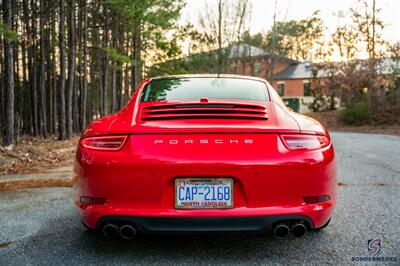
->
[314,218,331,231]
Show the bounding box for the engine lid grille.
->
[141,102,268,120]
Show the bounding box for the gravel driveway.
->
[0,132,399,265]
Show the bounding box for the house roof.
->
[378,58,400,75]
[228,43,298,63]
[228,44,268,58]
[272,61,342,80]
[272,58,400,81]
[271,61,314,80]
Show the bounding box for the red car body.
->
[74,75,336,238]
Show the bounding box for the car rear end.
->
[74,76,336,238]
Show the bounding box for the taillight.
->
[280,134,330,150]
[80,135,128,151]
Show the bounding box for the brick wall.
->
[271,79,308,97]
[226,56,313,98]
[227,57,289,79]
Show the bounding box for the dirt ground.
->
[0,136,79,176]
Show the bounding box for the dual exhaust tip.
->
[102,223,137,239]
[273,222,307,238]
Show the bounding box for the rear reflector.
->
[80,135,127,151]
[80,196,106,205]
[304,195,330,204]
[280,134,329,150]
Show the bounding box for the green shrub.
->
[338,101,372,125]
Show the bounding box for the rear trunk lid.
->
[109,99,300,134]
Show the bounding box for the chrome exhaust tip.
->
[273,223,290,238]
[291,223,307,238]
[102,223,119,238]
[119,224,137,240]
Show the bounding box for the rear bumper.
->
[77,199,334,231]
[95,214,315,234]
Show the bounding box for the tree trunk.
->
[80,0,88,130]
[47,29,53,134]
[111,60,116,113]
[133,17,142,90]
[23,0,39,136]
[2,0,15,147]
[124,37,131,102]
[21,28,28,134]
[101,5,109,116]
[73,76,79,132]
[217,0,223,75]
[51,4,57,134]
[13,16,22,142]
[124,62,130,103]
[39,0,48,138]
[111,20,118,113]
[58,0,67,140]
[0,35,4,138]
[66,0,76,138]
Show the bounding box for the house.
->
[270,61,318,112]
[225,44,317,112]
[225,43,298,80]
[151,43,329,112]
[270,61,314,97]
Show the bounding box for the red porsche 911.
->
[74,75,336,239]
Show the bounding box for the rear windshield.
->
[140,77,268,102]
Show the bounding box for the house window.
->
[303,81,311,96]
[253,62,261,74]
[230,63,237,74]
[277,82,285,96]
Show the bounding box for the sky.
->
[180,0,400,57]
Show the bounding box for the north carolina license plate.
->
[175,178,233,209]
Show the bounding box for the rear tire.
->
[314,218,331,231]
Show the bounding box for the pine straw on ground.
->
[0,136,79,176]
[305,110,400,136]
[0,178,73,192]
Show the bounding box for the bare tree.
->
[198,0,251,73]
[351,0,385,105]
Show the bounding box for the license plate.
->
[175,178,233,209]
